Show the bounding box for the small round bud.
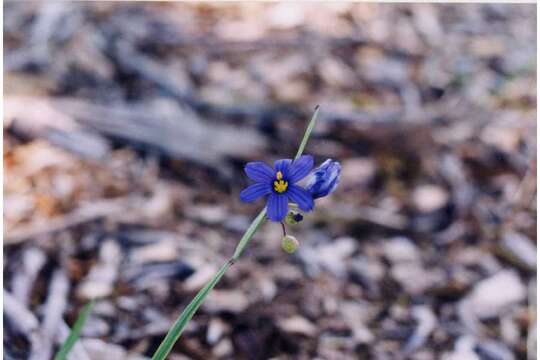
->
[285,211,304,225]
[281,235,299,254]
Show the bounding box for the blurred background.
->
[3,2,537,360]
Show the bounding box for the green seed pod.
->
[281,235,299,254]
[285,211,304,225]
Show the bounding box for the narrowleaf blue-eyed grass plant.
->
[152,106,341,359]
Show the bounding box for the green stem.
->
[151,261,231,360]
[151,106,320,360]
[294,105,320,160]
[232,208,267,260]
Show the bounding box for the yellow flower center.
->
[273,171,288,193]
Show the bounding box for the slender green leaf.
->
[54,299,95,360]
[151,261,231,360]
[294,105,320,160]
[233,208,267,260]
[152,209,267,360]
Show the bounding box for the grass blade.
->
[152,209,266,360]
[232,208,267,260]
[54,299,95,360]
[294,105,320,160]
[151,261,232,360]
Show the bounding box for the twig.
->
[5,198,133,245]
[12,247,47,306]
[4,290,40,335]
[31,270,70,360]
[4,290,41,358]
[320,203,408,230]
[113,40,301,121]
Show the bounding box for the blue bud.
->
[305,159,341,199]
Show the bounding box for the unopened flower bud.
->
[281,235,299,254]
[306,159,341,199]
[285,211,304,225]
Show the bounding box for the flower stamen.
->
[273,171,288,193]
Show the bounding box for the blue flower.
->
[240,155,315,221]
[306,159,341,199]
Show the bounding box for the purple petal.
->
[267,193,288,221]
[288,155,314,183]
[244,162,275,182]
[287,184,314,212]
[240,183,271,203]
[274,159,292,178]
